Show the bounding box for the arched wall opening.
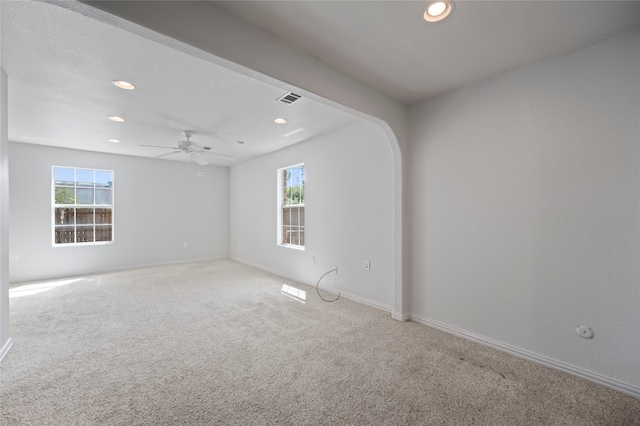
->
[53,1,407,316]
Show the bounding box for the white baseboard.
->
[391,311,410,322]
[337,289,392,313]
[0,337,13,363]
[410,313,640,399]
[230,256,392,314]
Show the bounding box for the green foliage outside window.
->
[55,187,76,204]
[285,185,304,205]
[283,165,304,206]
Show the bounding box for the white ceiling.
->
[2,1,639,165]
[0,1,361,165]
[213,0,640,105]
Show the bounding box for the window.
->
[53,167,113,245]
[278,163,305,249]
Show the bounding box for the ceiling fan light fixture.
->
[108,139,120,143]
[112,80,135,90]
[424,1,453,22]
[274,118,287,124]
[194,155,209,166]
[108,116,126,122]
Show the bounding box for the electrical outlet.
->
[312,256,316,264]
[577,326,594,339]
[364,260,370,271]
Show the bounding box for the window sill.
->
[278,243,305,251]
[53,241,114,248]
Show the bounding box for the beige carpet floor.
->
[1,259,639,425]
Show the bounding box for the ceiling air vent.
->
[277,92,302,105]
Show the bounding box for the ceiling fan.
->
[140,131,234,165]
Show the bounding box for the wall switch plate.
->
[577,326,594,339]
[364,260,370,271]
[183,242,188,249]
[10,255,19,263]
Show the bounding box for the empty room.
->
[1,1,639,424]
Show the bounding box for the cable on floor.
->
[316,268,340,302]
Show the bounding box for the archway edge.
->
[67,0,409,318]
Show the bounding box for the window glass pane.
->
[279,164,304,248]
[284,166,304,206]
[282,170,289,205]
[76,169,94,187]
[53,167,74,186]
[55,226,75,244]
[283,207,291,226]
[55,208,75,225]
[76,188,94,204]
[55,187,75,205]
[95,171,113,188]
[284,171,291,206]
[95,208,112,224]
[300,165,305,205]
[95,225,112,242]
[76,208,94,225]
[286,185,302,205]
[76,226,94,243]
[53,167,114,245]
[95,189,112,205]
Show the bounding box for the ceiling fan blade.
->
[155,151,180,159]
[139,144,178,150]
[202,151,234,161]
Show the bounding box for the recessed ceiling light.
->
[274,118,287,124]
[424,1,453,22]
[108,139,120,143]
[108,116,126,122]
[112,80,135,90]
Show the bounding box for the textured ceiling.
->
[213,1,640,105]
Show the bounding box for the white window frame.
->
[277,163,305,250]
[52,166,114,246]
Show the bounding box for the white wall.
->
[9,143,229,282]
[230,121,394,310]
[409,28,640,393]
[0,70,11,360]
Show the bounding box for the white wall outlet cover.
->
[577,326,594,339]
